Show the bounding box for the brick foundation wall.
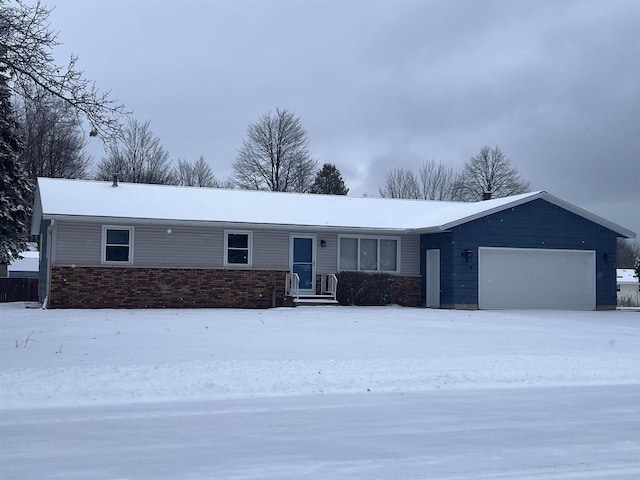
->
[50,266,288,309]
[389,275,422,307]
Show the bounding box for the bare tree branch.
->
[232,108,317,192]
[378,168,420,199]
[417,160,456,200]
[17,88,92,182]
[452,145,530,201]
[1,0,128,140]
[95,119,173,184]
[173,155,227,188]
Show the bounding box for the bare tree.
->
[18,88,92,182]
[378,168,419,199]
[452,145,530,201]
[617,239,640,268]
[232,108,317,192]
[418,160,456,200]
[173,156,226,187]
[379,161,457,200]
[95,119,173,184]
[1,1,127,139]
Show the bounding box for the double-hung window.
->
[224,230,252,266]
[339,236,399,273]
[102,226,134,264]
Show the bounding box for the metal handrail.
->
[321,274,338,299]
[285,272,300,298]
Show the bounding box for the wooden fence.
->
[0,278,39,303]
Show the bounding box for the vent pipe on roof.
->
[482,191,492,201]
[112,173,119,187]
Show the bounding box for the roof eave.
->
[39,213,413,235]
[419,192,636,238]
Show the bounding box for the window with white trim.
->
[338,236,399,273]
[102,226,134,264]
[224,230,252,266]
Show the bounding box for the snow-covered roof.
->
[8,251,39,272]
[32,178,636,237]
[616,269,639,284]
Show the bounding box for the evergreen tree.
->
[0,65,31,267]
[309,163,349,195]
[635,257,640,280]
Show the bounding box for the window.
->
[338,236,399,273]
[224,231,252,266]
[102,226,133,264]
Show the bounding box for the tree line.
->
[378,146,530,202]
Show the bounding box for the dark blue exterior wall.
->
[420,199,619,309]
[420,232,454,306]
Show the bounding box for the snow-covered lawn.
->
[1,303,639,479]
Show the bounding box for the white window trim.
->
[101,225,134,265]
[337,235,400,274]
[224,230,253,267]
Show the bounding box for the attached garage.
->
[420,193,634,311]
[478,247,596,310]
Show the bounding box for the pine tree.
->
[309,163,349,195]
[0,66,31,267]
[635,257,640,280]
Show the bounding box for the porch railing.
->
[285,272,300,299]
[321,274,338,299]
[285,273,338,303]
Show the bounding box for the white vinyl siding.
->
[54,223,102,265]
[134,226,222,268]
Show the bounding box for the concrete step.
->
[293,296,339,306]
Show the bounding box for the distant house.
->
[31,177,635,310]
[617,269,640,307]
[7,251,39,278]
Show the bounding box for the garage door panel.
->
[479,248,596,310]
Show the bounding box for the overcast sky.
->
[45,0,638,237]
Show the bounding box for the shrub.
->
[336,271,394,306]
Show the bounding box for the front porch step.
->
[289,294,339,306]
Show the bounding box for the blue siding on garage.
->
[421,199,619,309]
[420,232,453,306]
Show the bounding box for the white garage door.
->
[478,247,596,310]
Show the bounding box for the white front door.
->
[426,249,440,308]
[291,235,316,295]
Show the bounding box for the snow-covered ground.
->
[1,303,639,479]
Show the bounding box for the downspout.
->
[271,276,277,308]
[42,218,54,309]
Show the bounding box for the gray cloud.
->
[48,0,639,235]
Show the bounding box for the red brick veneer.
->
[389,275,422,307]
[50,266,288,309]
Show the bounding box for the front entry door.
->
[291,235,315,294]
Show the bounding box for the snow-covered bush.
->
[336,272,393,306]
